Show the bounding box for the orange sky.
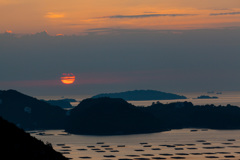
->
[1,0,240,35]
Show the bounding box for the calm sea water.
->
[32,91,240,160]
[30,129,240,160]
[36,91,240,107]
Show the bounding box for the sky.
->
[1,0,240,34]
[0,0,240,96]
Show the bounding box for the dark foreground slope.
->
[92,90,187,101]
[0,90,66,129]
[65,97,162,135]
[0,117,68,160]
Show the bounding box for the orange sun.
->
[61,73,75,84]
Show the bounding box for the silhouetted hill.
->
[0,117,68,160]
[65,97,162,135]
[0,90,66,129]
[92,90,187,101]
[141,102,240,129]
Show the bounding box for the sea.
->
[32,91,240,160]
[36,91,240,107]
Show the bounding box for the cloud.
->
[45,12,65,19]
[144,11,158,13]
[210,12,240,16]
[85,28,171,35]
[212,8,231,11]
[5,30,13,33]
[56,33,64,36]
[100,13,197,19]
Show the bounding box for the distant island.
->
[0,117,68,160]
[207,91,222,94]
[92,90,187,101]
[2,89,240,135]
[196,95,218,99]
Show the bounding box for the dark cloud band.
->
[210,12,240,16]
[101,13,197,19]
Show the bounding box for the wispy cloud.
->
[45,12,65,19]
[100,13,197,19]
[144,11,158,14]
[5,30,13,33]
[86,28,167,34]
[56,33,64,36]
[210,11,240,16]
[211,8,232,11]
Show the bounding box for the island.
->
[65,97,162,135]
[92,90,187,101]
[65,97,240,135]
[196,95,218,99]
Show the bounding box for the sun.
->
[61,73,75,84]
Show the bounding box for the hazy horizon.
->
[1,27,240,96]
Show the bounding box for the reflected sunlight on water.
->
[31,129,240,160]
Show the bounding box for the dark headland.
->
[2,89,240,135]
[0,117,68,160]
[92,90,187,101]
[0,89,66,129]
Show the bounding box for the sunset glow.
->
[1,0,240,35]
[45,12,65,19]
[5,30,12,33]
[1,0,240,95]
[61,73,75,84]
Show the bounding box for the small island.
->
[196,95,219,99]
[92,90,187,101]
